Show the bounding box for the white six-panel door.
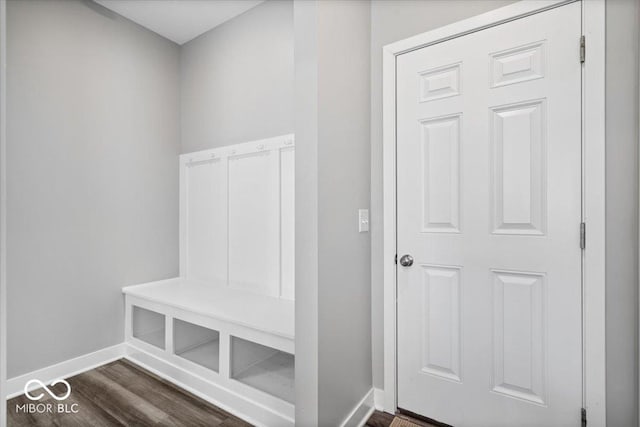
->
[396,3,582,426]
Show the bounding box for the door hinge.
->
[580,35,586,63]
[581,407,587,426]
[580,222,586,249]
[394,254,398,265]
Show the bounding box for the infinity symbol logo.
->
[24,379,71,401]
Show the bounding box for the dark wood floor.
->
[366,410,398,427]
[366,410,440,427]
[8,358,437,427]
[7,359,251,427]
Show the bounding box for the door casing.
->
[381,0,606,424]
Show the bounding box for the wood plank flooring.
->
[7,359,251,427]
[8,358,438,427]
[365,410,440,427]
[366,410,397,427]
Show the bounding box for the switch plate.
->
[358,209,369,233]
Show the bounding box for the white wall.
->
[180,0,293,153]
[369,0,515,391]
[295,1,372,425]
[6,0,180,378]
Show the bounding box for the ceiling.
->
[94,0,265,45]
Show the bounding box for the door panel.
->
[396,3,582,426]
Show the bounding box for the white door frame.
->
[382,0,606,424]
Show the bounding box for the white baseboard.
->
[340,388,376,427]
[5,343,126,399]
[373,387,385,411]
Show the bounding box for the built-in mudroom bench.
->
[122,135,295,427]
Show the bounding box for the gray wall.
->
[0,0,7,423]
[369,0,515,391]
[180,0,293,153]
[293,0,319,424]
[6,0,180,377]
[295,1,372,425]
[605,0,639,425]
[317,2,371,425]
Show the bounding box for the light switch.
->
[358,209,369,233]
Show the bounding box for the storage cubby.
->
[125,278,295,425]
[231,336,295,403]
[132,306,165,349]
[174,318,220,372]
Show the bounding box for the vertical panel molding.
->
[420,114,461,233]
[492,270,546,404]
[179,135,295,300]
[491,99,546,235]
[420,265,462,382]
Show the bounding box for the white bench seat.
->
[122,277,295,426]
[123,277,294,340]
